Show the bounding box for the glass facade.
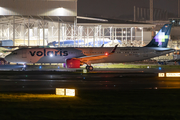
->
[0,16,146,48]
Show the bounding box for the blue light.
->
[39,66,42,69]
[159,67,162,70]
[58,66,60,69]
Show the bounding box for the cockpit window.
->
[12,51,17,55]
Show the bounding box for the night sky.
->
[78,0,178,19]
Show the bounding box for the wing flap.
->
[74,54,109,63]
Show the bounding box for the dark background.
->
[78,0,178,20]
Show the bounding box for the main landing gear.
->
[86,65,93,71]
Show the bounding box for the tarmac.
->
[0,65,179,92]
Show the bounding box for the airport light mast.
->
[150,0,153,22]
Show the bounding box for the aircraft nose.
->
[5,54,12,62]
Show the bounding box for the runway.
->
[0,70,180,92]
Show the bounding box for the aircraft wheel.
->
[86,66,89,70]
[89,66,93,71]
[86,66,93,71]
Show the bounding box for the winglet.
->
[110,44,118,53]
[101,44,104,47]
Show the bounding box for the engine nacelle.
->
[66,59,80,68]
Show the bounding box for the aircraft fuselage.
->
[5,47,175,64]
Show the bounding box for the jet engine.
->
[66,59,80,68]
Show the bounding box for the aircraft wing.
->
[73,45,118,63]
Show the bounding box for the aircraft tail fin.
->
[145,24,172,48]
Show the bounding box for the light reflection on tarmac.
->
[0,65,180,92]
[0,65,180,73]
[0,70,180,92]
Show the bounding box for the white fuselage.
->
[5,47,175,64]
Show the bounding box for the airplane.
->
[48,39,114,47]
[5,24,175,71]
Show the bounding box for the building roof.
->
[77,16,155,27]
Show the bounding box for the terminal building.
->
[0,0,155,48]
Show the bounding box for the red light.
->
[105,52,108,56]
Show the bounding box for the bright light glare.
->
[158,73,180,77]
[158,73,165,77]
[83,69,87,73]
[166,73,180,77]
[56,88,75,96]
[56,88,65,95]
[66,89,75,96]
[105,52,108,56]
[50,54,53,57]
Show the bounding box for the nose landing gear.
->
[22,64,26,71]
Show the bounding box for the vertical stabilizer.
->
[145,24,172,48]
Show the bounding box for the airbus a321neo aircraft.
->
[5,24,174,71]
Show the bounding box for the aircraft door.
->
[22,49,27,58]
